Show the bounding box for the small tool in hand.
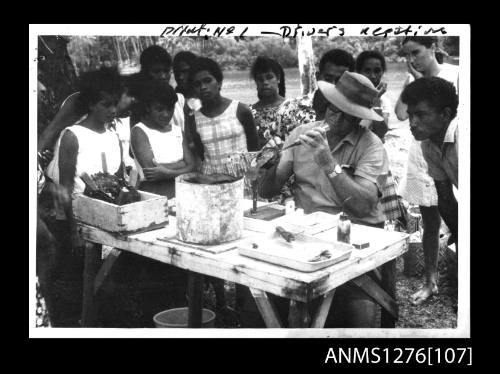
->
[281,123,331,151]
[276,226,295,243]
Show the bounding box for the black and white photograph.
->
[29,24,470,339]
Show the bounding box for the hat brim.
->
[318,81,383,122]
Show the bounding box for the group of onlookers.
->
[36,36,460,328]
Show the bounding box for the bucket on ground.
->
[153,307,216,328]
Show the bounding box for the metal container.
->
[175,172,244,245]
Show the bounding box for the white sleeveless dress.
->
[131,122,184,182]
[46,124,122,194]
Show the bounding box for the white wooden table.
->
[77,205,408,328]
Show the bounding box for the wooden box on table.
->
[72,191,168,234]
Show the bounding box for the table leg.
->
[249,288,282,328]
[352,272,398,325]
[288,300,310,328]
[81,242,102,327]
[380,260,397,328]
[187,271,204,328]
[93,248,121,294]
[310,289,336,328]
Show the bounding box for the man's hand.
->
[298,127,336,171]
[143,166,173,181]
[406,56,423,80]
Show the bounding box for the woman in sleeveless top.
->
[47,67,124,216]
[130,80,196,198]
[189,57,259,178]
[188,57,259,317]
[394,36,459,306]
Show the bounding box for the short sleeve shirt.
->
[281,121,389,224]
[421,118,459,188]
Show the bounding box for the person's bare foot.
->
[410,283,439,305]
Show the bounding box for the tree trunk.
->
[131,37,139,61]
[296,36,317,96]
[37,36,78,136]
[137,36,143,52]
[114,37,123,67]
[121,37,130,63]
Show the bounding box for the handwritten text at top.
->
[160,24,448,39]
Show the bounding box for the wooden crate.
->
[73,191,168,234]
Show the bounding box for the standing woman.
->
[394,36,459,305]
[249,56,286,149]
[189,57,259,177]
[131,80,196,198]
[188,57,258,317]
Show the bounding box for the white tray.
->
[237,231,352,272]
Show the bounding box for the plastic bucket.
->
[153,307,216,328]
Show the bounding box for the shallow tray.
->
[237,231,352,272]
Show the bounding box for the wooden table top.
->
[78,208,408,303]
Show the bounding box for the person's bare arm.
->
[395,75,411,121]
[237,102,259,151]
[58,130,83,249]
[258,155,293,198]
[434,179,458,244]
[161,132,197,175]
[131,126,194,181]
[38,93,82,152]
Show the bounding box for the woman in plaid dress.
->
[187,57,259,319]
[189,57,259,177]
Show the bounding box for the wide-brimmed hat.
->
[318,72,383,121]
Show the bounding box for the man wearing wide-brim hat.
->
[259,71,390,328]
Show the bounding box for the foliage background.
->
[67,36,460,74]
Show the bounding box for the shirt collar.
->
[330,124,362,153]
[444,117,458,143]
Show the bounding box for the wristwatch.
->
[327,164,343,179]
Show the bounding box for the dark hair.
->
[250,56,286,97]
[401,76,458,119]
[190,57,223,83]
[402,36,438,49]
[137,79,178,118]
[173,51,197,71]
[120,72,144,99]
[75,66,123,116]
[319,49,355,73]
[139,45,172,73]
[402,36,445,64]
[355,50,386,73]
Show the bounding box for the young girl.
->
[46,67,124,246]
[189,57,259,177]
[355,50,391,140]
[130,80,196,198]
[249,56,286,149]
